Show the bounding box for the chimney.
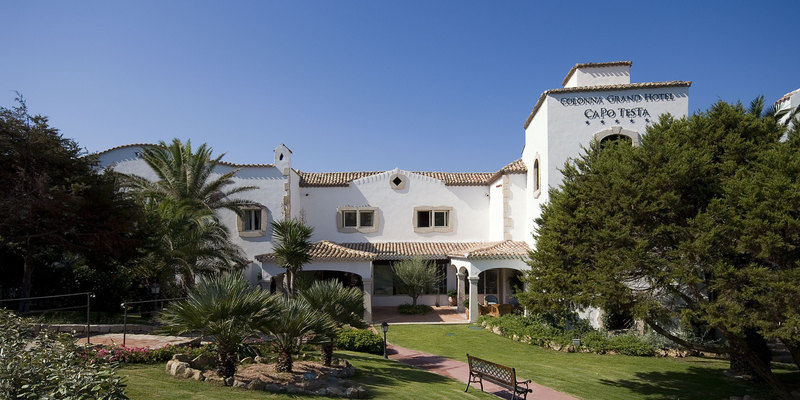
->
[562,61,632,88]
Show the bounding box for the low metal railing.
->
[0,292,95,343]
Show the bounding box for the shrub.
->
[397,303,433,315]
[83,343,213,364]
[335,329,384,355]
[0,309,127,399]
[447,289,457,298]
[480,314,656,357]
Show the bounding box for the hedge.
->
[335,329,384,354]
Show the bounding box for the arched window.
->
[594,126,640,147]
[533,159,540,191]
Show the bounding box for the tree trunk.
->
[19,254,34,313]
[216,351,237,379]
[411,294,418,306]
[728,329,772,381]
[320,342,334,366]
[275,349,293,372]
[779,338,800,369]
[728,332,794,400]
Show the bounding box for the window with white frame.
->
[338,207,379,233]
[413,206,453,233]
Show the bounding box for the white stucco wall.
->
[488,176,504,241]
[296,169,491,243]
[565,65,631,88]
[98,145,288,278]
[261,260,372,281]
[545,86,689,188]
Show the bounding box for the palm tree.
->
[271,219,313,296]
[160,274,278,379]
[136,200,248,290]
[255,297,334,373]
[299,280,365,365]
[124,138,257,214]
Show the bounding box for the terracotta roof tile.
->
[296,159,526,188]
[257,241,529,262]
[256,240,376,262]
[523,81,692,129]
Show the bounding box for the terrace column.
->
[456,271,466,313]
[362,278,374,324]
[523,280,530,317]
[468,276,479,323]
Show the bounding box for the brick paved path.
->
[387,343,577,400]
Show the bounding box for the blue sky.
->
[2,1,798,172]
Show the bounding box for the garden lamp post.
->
[381,321,389,359]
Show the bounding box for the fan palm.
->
[271,219,314,296]
[137,200,248,290]
[124,138,257,214]
[255,297,334,373]
[160,274,278,379]
[299,280,365,365]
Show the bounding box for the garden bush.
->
[83,343,213,364]
[480,314,657,357]
[335,329,384,354]
[397,303,432,315]
[0,309,127,399]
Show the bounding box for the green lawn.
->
[121,351,496,400]
[386,324,800,400]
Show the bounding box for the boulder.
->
[190,354,216,370]
[327,386,345,397]
[224,377,234,386]
[253,356,264,364]
[189,369,204,381]
[247,379,266,391]
[240,357,254,364]
[346,386,368,399]
[165,360,175,373]
[172,353,191,363]
[169,361,189,376]
[232,379,249,388]
[205,376,225,386]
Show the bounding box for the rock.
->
[224,377,234,386]
[165,360,175,373]
[169,361,188,376]
[327,386,345,397]
[742,395,752,400]
[253,356,263,363]
[190,354,216,370]
[565,345,576,353]
[189,369,204,381]
[180,367,197,379]
[263,383,281,392]
[172,354,191,363]
[232,379,248,388]
[205,376,225,386]
[240,357,253,364]
[247,379,266,390]
[729,397,741,400]
[345,387,360,398]
[315,388,329,396]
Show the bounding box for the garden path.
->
[387,342,577,400]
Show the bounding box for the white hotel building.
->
[98,61,690,324]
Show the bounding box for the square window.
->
[417,210,431,228]
[434,211,448,227]
[243,209,261,231]
[343,211,358,227]
[359,210,374,227]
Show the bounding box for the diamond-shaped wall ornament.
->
[389,173,407,190]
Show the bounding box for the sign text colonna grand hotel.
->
[560,92,677,120]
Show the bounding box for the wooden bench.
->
[465,354,532,400]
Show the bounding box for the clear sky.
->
[2,1,798,172]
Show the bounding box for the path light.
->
[381,321,389,359]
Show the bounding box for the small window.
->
[343,210,358,227]
[238,206,267,237]
[338,207,379,233]
[433,211,448,227]
[243,209,262,231]
[417,211,431,228]
[359,210,374,227]
[413,207,453,233]
[533,159,540,192]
